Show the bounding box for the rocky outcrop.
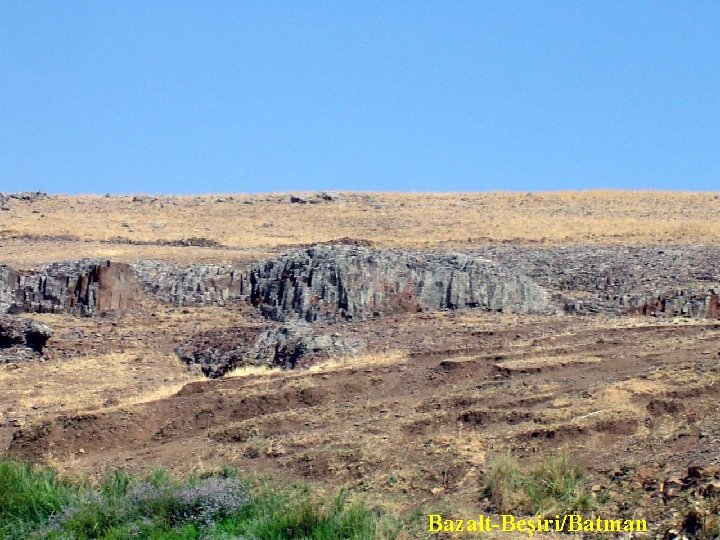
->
[176,325,267,378]
[481,245,720,318]
[0,314,52,363]
[250,323,365,369]
[0,265,21,313]
[132,261,246,306]
[3,244,719,322]
[248,245,552,322]
[2,260,143,316]
[623,289,720,318]
[288,192,341,204]
[176,322,365,377]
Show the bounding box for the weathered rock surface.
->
[0,314,52,363]
[248,245,552,322]
[251,323,365,369]
[132,260,246,306]
[288,192,342,204]
[3,244,720,322]
[1,260,143,315]
[176,322,365,377]
[480,245,720,318]
[176,325,266,378]
[0,265,21,313]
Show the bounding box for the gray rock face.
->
[1,260,143,316]
[480,245,720,318]
[3,244,719,323]
[176,322,365,377]
[248,245,552,322]
[0,314,52,362]
[0,265,20,313]
[132,261,247,306]
[250,323,365,369]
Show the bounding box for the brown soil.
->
[3,305,719,533]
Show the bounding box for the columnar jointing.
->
[1,245,719,321]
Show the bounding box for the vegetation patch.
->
[0,457,401,540]
[484,451,594,515]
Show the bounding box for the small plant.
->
[126,476,251,526]
[484,450,594,515]
[484,450,526,514]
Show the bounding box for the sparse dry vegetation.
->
[485,451,593,516]
[2,191,720,267]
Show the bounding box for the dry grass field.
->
[1,191,719,267]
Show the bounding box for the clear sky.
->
[1,1,718,194]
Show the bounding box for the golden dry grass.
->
[0,351,199,425]
[1,191,719,266]
[224,351,407,384]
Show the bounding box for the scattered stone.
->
[318,191,340,201]
[5,192,48,202]
[131,195,157,204]
[288,192,341,204]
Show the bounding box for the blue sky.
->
[1,1,718,194]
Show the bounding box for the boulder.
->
[0,315,52,362]
[176,322,365,378]
[176,325,267,378]
[251,322,365,369]
[317,191,341,201]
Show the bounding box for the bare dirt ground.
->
[2,191,720,537]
